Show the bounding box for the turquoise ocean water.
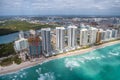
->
[0,43,120,80]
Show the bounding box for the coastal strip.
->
[0,40,120,75]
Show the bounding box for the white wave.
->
[81,56,102,61]
[109,52,119,56]
[83,56,96,60]
[20,75,23,78]
[95,56,101,59]
[23,72,26,76]
[101,55,105,58]
[36,68,41,74]
[78,58,85,63]
[65,58,80,70]
[14,75,17,78]
[38,72,55,80]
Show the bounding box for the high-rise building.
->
[96,29,104,43]
[112,29,118,38]
[80,28,89,46]
[106,29,112,41]
[19,31,24,39]
[67,25,77,50]
[14,38,29,52]
[28,36,41,58]
[88,27,98,45]
[41,28,52,57]
[56,27,65,52]
[14,38,29,61]
[29,29,36,36]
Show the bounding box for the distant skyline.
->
[0,0,120,16]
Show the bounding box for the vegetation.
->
[13,55,22,64]
[0,20,57,35]
[0,43,22,66]
[0,43,16,58]
[0,43,22,65]
[0,28,18,36]
[0,57,13,66]
[0,55,22,66]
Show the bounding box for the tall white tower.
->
[41,28,52,57]
[56,27,65,52]
[67,25,77,50]
[80,28,89,46]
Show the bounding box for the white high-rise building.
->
[14,38,29,61]
[105,29,112,41]
[29,29,36,36]
[88,27,98,45]
[67,25,77,50]
[99,30,106,42]
[80,28,89,46]
[56,27,65,52]
[19,31,24,39]
[41,28,52,57]
[111,29,118,39]
[14,38,29,52]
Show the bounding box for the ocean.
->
[0,43,120,80]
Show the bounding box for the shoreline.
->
[0,40,120,75]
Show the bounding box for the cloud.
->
[0,0,120,15]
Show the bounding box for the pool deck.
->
[0,40,120,75]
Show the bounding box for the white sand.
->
[0,40,120,75]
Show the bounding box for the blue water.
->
[0,32,19,44]
[0,43,120,80]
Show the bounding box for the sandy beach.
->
[0,40,120,75]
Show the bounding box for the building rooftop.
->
[41,28,51,31]
[15,38,28,43]
[80,28,88,31]
[29,29,36,35]
[56,27,65,29]
[68,25,77,28]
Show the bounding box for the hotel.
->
[56,27,65,53]
[67,25,77,50]
[41,28,52,57]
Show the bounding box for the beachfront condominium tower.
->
[41,28,52,57]
[14,38,29,52]
[28,30,41,58]
[111,29,118,39]
[105,29,112,41]
[67,25,77,50]
[14,38,29,61]
[56,27,65,52]
[88,27,98,45]
[28,36,41,58]
[80,28,89,46]
[96,29,105,44]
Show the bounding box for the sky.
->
[0,0,120,16]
